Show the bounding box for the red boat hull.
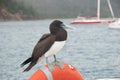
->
[71,20,115,24]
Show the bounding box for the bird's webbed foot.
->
[46,55,64,71]
[46,57,55,71]
[53,55,64,69]
[54,60,64,69]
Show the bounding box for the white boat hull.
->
[71,18,115,24]
[109,18,120,29]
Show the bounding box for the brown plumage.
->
[21,20,68,72]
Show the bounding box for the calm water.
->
[0,19,120,80]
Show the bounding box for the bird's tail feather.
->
[21,57,33,67]
[23,62,36,72]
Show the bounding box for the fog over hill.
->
[16,0,120,18]
[1,0,120,20]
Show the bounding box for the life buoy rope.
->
[41,67,53,80]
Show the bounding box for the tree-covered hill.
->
[0,0,38,21]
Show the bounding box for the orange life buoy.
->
[29,62,84,80]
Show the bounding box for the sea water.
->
[0,19,120,80]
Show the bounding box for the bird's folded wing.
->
[32,34,55,59]
[38,33,51,42]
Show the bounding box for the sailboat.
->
[71,0,115,24]
[109,18,120,29]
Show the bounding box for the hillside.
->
[0,0,38,21]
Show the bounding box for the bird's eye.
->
[60,23,65,27]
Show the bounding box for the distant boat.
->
[71,0,115,24]
[109,18,120,29]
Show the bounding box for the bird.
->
[21,20,73,72]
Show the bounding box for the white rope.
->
[41,67,53,80]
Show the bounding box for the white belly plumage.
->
[45,41,66,57]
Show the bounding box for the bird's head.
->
[50,20,74,34]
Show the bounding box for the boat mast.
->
[97,0,100,20]
[107,0,115,19]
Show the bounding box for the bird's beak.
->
[62,23,75,30]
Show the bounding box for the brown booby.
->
[21,20,73,72]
